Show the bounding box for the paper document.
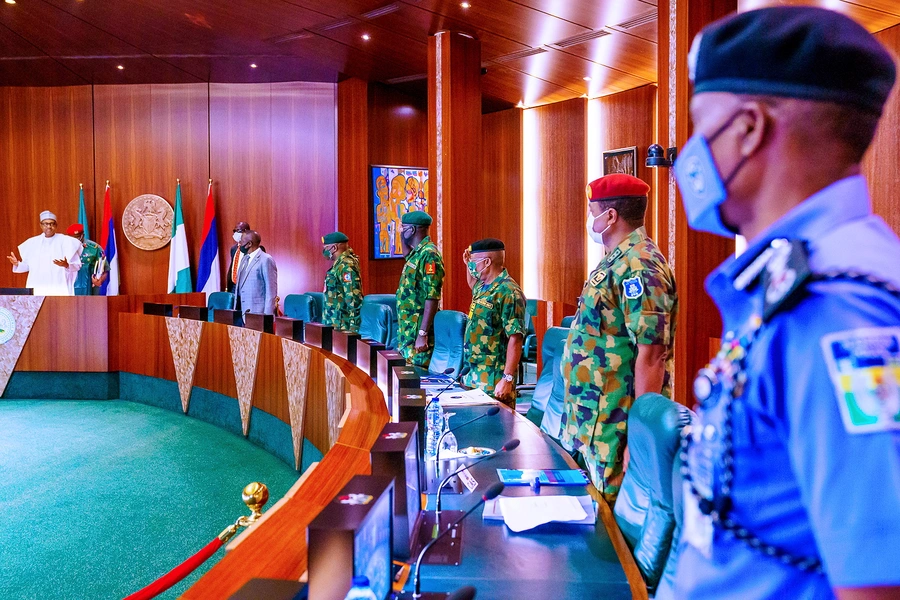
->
[495,495,590,532]
[430,388,498,406]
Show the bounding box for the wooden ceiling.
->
[0,0,897,112]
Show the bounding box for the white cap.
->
[40,210,57,222]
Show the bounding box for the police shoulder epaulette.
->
[733,238,812,322]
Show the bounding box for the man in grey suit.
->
[235,231,277,316]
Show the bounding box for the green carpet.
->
[0,400,301,600]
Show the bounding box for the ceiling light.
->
[250,63,258,68]
[117,65,124,70]
[361,34,371,41]
[583,76,591,81]
[461,2,471,8]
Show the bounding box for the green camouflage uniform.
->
[462,269,527,407]
[560,227,677,501]
[396,236,444,367]
[74,240,108,296]
[323,248,363,333]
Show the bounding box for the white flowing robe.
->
[13,233,83,295]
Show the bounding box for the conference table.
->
[0,294,642,599]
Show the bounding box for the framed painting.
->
[371,165,429,259]
[602,146,638,177]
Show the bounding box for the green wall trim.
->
[1,372,119,400]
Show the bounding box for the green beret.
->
[401,211,433,226]
[322,232,349,244]
[469,238,505,253]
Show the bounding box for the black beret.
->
[692,7,896,115]
[322,232,349,244]
[469,238,505,253]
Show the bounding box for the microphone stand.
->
[402,483,504,600]
[424,365,471,412]
[436,438,519,516]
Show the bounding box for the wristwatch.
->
[502,373,514,383]
[418,329,428,337]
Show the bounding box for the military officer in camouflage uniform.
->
[396,211,444,367]
[321,231,363,333]
[461,238,526,409]
[560,174,678,502]
[65,223,108,296]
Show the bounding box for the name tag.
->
[476,298,494,309]
[589,271,606,287]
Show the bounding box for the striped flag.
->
[98,182,120,296]
[77,184,90,241]
[196,180,221,297]
[167,180,193,293]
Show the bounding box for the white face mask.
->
[233,231,243,243]
[586,208,612,246]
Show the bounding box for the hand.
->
[7,253,18,266]
[53,258,68,268]
[493,378,515,401]
[91,273,108,287]
[414,333,429,353]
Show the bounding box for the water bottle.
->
[425,396,445,459]
[439,412,458,455]
[344,576,378,600]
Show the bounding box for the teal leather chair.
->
[520,326,568,438]
[428,310,467,376]
[520,299,539,381]
[283,293,319,323]
[362,294,398,348]
[359,302,394,346]
[560,315,575,328]
[613,393,693,596]
[306,292,325,324]
[207,291,235,321]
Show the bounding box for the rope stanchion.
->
[122,482,269,600]
[123,538,224,600]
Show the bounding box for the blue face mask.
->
[674,109,747,238]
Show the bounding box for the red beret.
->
[66,224,84,235]
[585,174,650,203]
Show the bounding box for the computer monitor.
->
[307,475,394,600]
[370,421,422,559]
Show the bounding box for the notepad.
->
[496,469,591,487]
[495,495,590,532]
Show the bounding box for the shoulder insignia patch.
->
[590,271,606,287]
[343,272,351,282]
[821,327,900,434]
[425,262,435,275]
[623,276,644,299]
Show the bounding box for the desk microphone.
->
[435,438,519,515]
[411,483,504,599]
[425,365,471,411]
[435,406,500,465]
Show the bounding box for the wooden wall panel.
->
[193,321,239,399]
[210,82,338,299]
[598,85,658,238]
[533,98,587,305]
[864,24,900,235]
[117,312,175,380]
[367,83,428,294]
[17,297,108,371]
[93,83,210,295]
[481,108,523,284]
[253,333,289,423]
[0,86,94,290]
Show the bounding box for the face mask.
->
[467,258,487,280]
[240,242,250,255]
[233,231,242,243]
[586,209,612,246]
[323,247,334,260]
[401,226,415,243]
[674,109,748,237]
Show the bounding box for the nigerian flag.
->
[167,180,192,293]
[78,184,90,241]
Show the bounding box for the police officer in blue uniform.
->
[659,7,900,599]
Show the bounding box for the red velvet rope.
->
[123,537,224,600]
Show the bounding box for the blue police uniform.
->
[659,176,900,598]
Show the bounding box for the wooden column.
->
[657,0,738,405]
[428,31,482,312]
[337,78,372,295]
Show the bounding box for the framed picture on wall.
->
[371,165,429,259]
[602,146,638,177]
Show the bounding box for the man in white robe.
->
[7,211,83,296]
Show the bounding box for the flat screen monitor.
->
[353,487,393,600]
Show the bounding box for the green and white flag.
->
[167,180,193,293]
[77,184,90,241]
